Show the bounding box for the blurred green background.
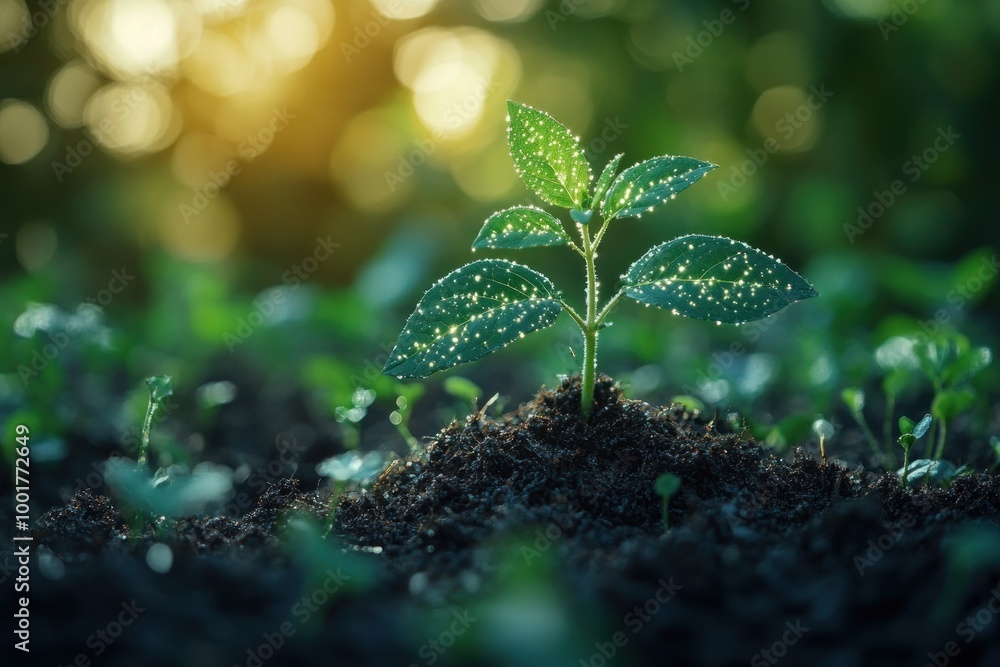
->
[1,0,999,479]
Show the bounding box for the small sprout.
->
[898,413,932,488]
[444,376,483,407]
[654,472,682,533]
[140,376,173,468]
[841,387,894,468]
[317,450,388,534]
[383,101,817,418]
[811,418,834,464]
[670,395,705,413]
[990,436,1000,472]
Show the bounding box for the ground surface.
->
[9,376,1000,666]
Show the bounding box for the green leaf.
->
[620,235,818,323]
[655,472,681,499]
[506,100,592,209]
[146,375,173,402]
[384,259,562,378]
[590,153,624,210]
[601,156,717,220]
[931,388,975,421]
[913,414,932,439]
[842,387,865,413]
[443,376,482,404]
[473,206,570,250]
[898,415,916,435]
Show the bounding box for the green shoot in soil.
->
[898,413,931,488]
[841,387,895,468]
[383,101,817,418]
[655,473,681,533]
[140,375,173,468]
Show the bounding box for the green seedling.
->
[383,101,817,418]
[897,413,931,488]
[811,418,834,464]
[841,387,894,467]
[879,332,992,460]
[140,375,173,468]
[444,376,483,408]
[317,450,387,534]
[654,472,682,533]
[990,436,1000,472]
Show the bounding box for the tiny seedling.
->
[897,413,931,488]
[654,472,682,533]
[317,450,387,534]
[383,101,817,417]
[811,418,834,464]
[990,436,1000,472]
[140,375,173,468]
[841,387,895,468]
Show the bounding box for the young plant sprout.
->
[898,413,932,488]
[654,472,681,533]
[811,418,834,464]
[383,101,818,418]
[140,375,173,468]
[841,388,895,467]
[317,450,387,534]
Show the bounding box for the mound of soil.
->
[20,376,1000,666]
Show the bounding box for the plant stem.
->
[883,393,895,454]
[580,223,599,419]
[851,409,889,467]
[139,397,158,468]
[933,419,948,460]
[900,445,911,488]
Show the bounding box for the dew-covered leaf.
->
[590,153,623,210]
[621,234,818,323]
[384,259,562,378]
[507,100,592,209]
[601,156,717,220]
[472,206,570,250]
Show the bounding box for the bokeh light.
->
[0,99,49,164]
[0,0,29,53]
[15,222,59,272]
[46,60,103,128]
[83,81,180,156]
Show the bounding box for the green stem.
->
[900,445,911,488]
[883,393,895,454]
[580,223,599,419]
[852,409,888,467]
[933,418,948,460]
[139,399,158,468]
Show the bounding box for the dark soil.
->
[14,376,1000,666]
